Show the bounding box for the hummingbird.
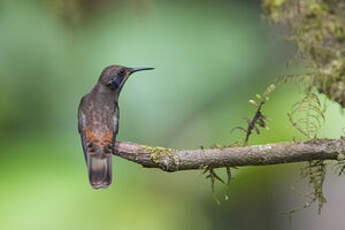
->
[78,65,154,189]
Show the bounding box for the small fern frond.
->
[289,160,327,218]
[288,93,325,138]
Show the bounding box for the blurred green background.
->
[1,0,345,229]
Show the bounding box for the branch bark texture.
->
[115,138,345,172]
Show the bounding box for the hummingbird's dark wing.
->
[112,106,120,155]
[78,97,88,163]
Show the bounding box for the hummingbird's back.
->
[78,92,116,189]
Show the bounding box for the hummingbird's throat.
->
[107,77,124,89]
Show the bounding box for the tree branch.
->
[114,138,345,172]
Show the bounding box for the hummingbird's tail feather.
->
[87,155,112,189]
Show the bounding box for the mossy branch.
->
[114,138,345,172]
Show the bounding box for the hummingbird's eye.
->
[119,69,126,76]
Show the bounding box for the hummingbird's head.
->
[98,65,154,93]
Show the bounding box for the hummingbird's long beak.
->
[130,67,154,74]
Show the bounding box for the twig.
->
[114,138,345,172]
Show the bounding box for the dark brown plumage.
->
[78,65,154,189]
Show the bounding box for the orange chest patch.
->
[85,126,113,147]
